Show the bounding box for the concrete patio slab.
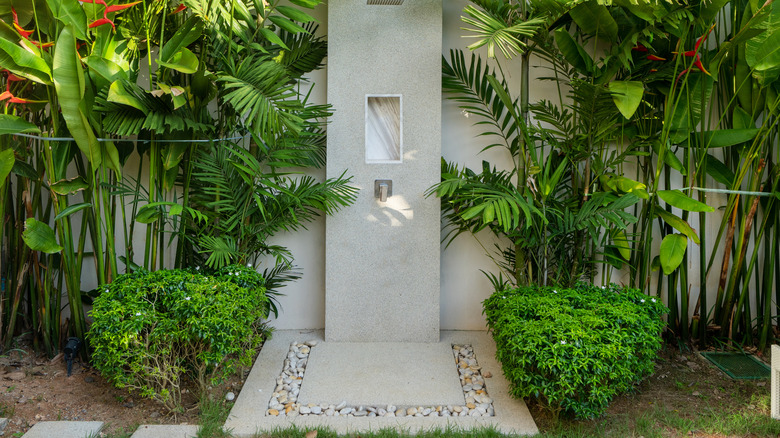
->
[225,330,538,436]
[299,342,464,406]
[22,421,103,438]
[130,424,200,438]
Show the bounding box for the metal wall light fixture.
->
[367,0,404,4]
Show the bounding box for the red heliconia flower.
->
[172,3,187,14]
[674,24,716,58]
[676,69,690,83]
[693,53,710,75]
[10,9,55,48]
[31,41,55,49]
[675,54,709,84]
[0,90,41,105]
[11,8,34,38]
[694,24,716,51]
[672,25,715,85]
[13,23,33,38]
[105,1,141,13]
[646,55,666,62]
[81,0,141,33]
[8,96,37,104]
[89,18,116,31]
[6,73,26,82]
[632,45,649,52]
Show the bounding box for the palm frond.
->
[277,23,327,78]
[443,50,521,153]
[217,56,305,137]
[430,159,544,244]
[187,141,356,267]
[259,263,302,319]
[199,235,239,268]
[462,5,546,59]
[95,81,213,136]
[530,99,573,140]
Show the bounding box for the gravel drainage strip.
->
[267,341,494,418]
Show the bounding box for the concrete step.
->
[22,421,103,438]
[130,424,200,438]
[225,330,539,436]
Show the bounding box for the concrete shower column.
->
[325,0,442,342]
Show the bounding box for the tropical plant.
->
[185,140,356,271]
[430,1,645,288]
[445,0,780,350]
[1,0,352,356]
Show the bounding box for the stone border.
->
[266,341,494,417]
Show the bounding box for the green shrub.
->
[483,283,668,419]
[87,265,270,411]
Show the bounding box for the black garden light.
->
[64,337,81,377]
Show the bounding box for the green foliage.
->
[184,140,357,270]
[1,0,348,355]
[484,283,668,419]
[87,266,270,412]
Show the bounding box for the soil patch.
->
[0,341,245,437]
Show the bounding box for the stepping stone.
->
[0,418,7,433]
[22,421,103,438]
[131,425,200,438]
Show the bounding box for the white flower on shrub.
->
[136,312,142,316]
[651,298,656,303]
[185,297,191,301]
[640,299,645,303]
[560,340,566,345]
